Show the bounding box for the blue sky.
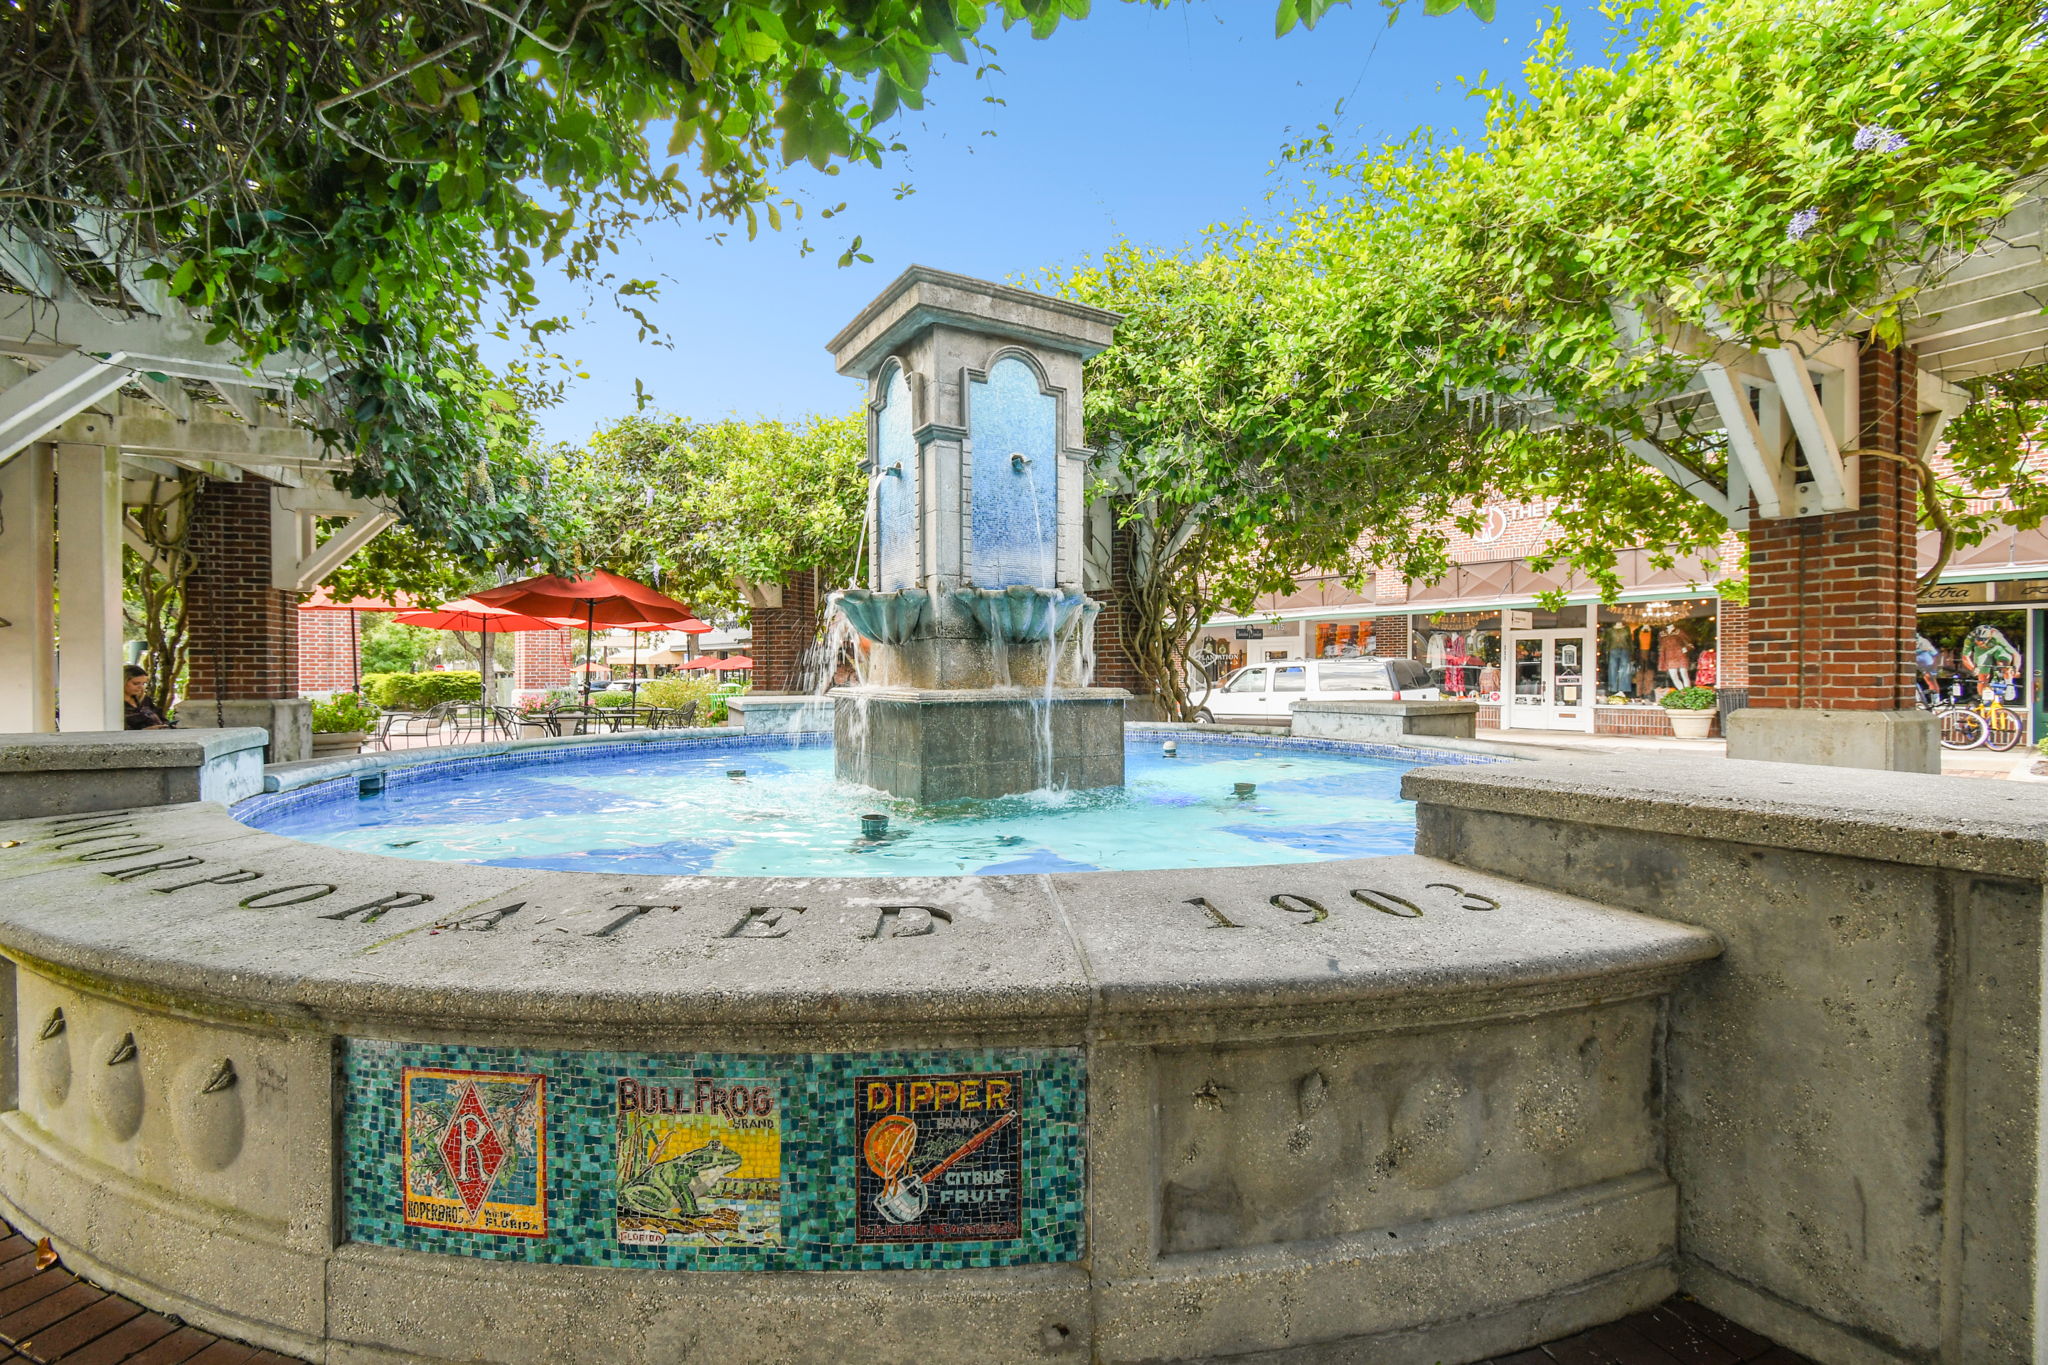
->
[485,0,1606,444]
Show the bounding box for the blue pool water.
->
[246,738,1428,877]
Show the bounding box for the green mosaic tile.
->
[341,1040,1085,1270]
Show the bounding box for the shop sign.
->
[1997,578,2048,603]
[1918,581,1990,606]
[1505,610,1534,630]
[1234,626,1264,640]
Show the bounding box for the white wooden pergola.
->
[1591,192,2048,530]
[0,228,396,733]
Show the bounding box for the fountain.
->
[824,267,1127,802]
[7,273,2024,1365]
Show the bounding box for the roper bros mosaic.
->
[401,1068,547,1237]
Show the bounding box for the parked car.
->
[1196,656,1439,724]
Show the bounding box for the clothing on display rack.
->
[1695,648,1717,688]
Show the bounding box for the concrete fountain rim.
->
[0,725,1724,1039]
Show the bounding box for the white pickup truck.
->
[1196,656,1441,725]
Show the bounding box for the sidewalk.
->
[1474,727,2043,780]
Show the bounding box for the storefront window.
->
[1594,600,1717,705]
[1410,612,1502,698]
[1314,620,1375,658]
[1917,609,2026,706]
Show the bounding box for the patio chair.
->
[489,706,523,740]
[371,708,444,750]
[546,705,606,736]
[438,703,499,745]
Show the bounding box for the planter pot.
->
[518,721,552,739]
[310,730,366,758]
[1664,710,1715,740]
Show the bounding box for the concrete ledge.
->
[0,728,267,819]
[726,694,835,735]
[1404,750,2048,881]
[178,697,313,764]
[1723,706,1938,774]
[1293,699,1480,743]
[1410,753,2048,1362]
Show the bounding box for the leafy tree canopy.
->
[1278,0,2048,576]
[5,0,1475,578]
[1050,0,2048,710]
[553,410,866,618]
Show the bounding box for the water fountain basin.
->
[0,751,1719,1364]
[956,585,1098,644]
[827,586,931,645]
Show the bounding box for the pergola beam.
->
[0,292,323,387]
[0,351,134,464]
[1762,345,1853,513]
[1700,362,1787,519]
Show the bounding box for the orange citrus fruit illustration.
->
[864,1114,918,1180]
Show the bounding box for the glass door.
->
[1550,635,1588,728]
[1501,628,1596,732]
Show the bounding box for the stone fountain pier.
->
[825,267,1128,802]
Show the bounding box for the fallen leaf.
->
[32,1236,56,1271]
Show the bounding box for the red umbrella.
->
[473,570,699,703]
[612,619,713,695]
[683,655,753,671]
[392,598,581,701]
[298,590,427,693]
[393,599,578,633]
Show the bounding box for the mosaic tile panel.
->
[343,1040,1085,1270]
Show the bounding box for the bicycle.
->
[1920,691,1988,750]
[1972,690,2025,751]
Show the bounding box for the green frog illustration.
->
[618,1137,744,1220]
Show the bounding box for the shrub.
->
[311,693,379,733]
[641,675,720,713]
[1660,686,1718,711]
[412,670,483,706]
[358,672,404,708]
[590,690,635,709]
[361,670,482,710]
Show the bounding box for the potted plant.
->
[310,693,378,757]
[1660,685,1719,739]
[514,691,570,738]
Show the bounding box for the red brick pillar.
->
[750,572,823,693]
[183,478,310,759]
[1372,616,1412,659]
[296,610,360,694]
[1088,519,1148,708]
[515,629,574,692]
[1726,339,1934,770]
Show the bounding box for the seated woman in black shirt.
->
[123,664,173,730]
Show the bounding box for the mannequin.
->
[1657,625,1692,689]
[1604,624,1633,696]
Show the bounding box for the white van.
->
[1195,656,1440,724]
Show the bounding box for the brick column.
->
[514,629,574,692]
[1713,602,1749,691]
[182,478,311,760]
[1086,519,1149,715]
[1372,616,1412,659]
[296,610,360,694]
[1725,340,1935,771]
[750,571,822,692]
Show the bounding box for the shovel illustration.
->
[872,1110,1019,1226]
